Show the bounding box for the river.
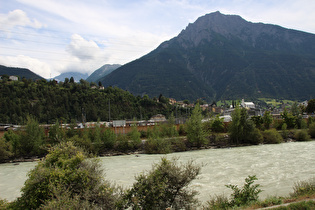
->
[1,141,315,204]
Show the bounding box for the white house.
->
[9,76,18,81]
[241,99,255,109]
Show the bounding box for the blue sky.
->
[1,0,315,78]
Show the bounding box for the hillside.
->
[86,64,121,83]
[100,11,315,101]
[0,65,44,80]
[53,72,88,82]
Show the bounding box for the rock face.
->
[100,11,315,101]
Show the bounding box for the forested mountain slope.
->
[100,11,315,101]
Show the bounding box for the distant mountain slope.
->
[86,64,121,83]
[0,65,44,80]
[100,11,315,101]
[53,72,88,82]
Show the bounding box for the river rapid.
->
[1,141,315,204]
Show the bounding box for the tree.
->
[186,103,207,147]
[211,115,225,133]
[122,157,201,209]
[306,99,315,114]
[69,77,74,83]
[19,116,45,156]
[226,175,262,207]
[229,107,261,145]
[262,111,273,130]
[12,142,120,209]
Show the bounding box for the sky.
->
[1,0,315,79]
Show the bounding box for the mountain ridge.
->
[100,11,315,101]
[0,65,44,80]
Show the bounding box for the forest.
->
[0,76,180,124]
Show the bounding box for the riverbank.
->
[2,135,313,165]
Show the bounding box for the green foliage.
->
[127,126,142,150]
[281,123,289,139]
[122,157,201,209]
[257,196,283,208]
[263,129,283,144]
[144,137,172,154]
[210,115,225,133]
[0,79,175,124]
[206,194,230,210]
[0,137,12,162]
[229,107,261,144]
[48,120,66,144]
[186,103,207,147]
[275,200,315,209]
[263,111,273,130]
[115,134,130,152]
[306,98,315,114]
[294,129,311,141]
[308,123,315,138]
[226,175,262,207]
[281,109,296,129]
[101,128,116,150]
[12,141,119,209]
[251,115,263,130]
[291,178,315,197]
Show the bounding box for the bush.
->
[144,137,172,154]
[291,178,315,197]
[294,129,311,141]
[309,123,315,138]
[12,142,120,209]
[257,196,283,208]
[127,126,142,150]
[206,194,230,210]
[226,175,262,207]
[0,137,12,162]
[101,128,116,150]
[263,129,283,144]
[122,157,201,209]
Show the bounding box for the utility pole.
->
[108,99,110,122]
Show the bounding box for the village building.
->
[9,76,18,81]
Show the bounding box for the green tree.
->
[186,103,207,147]
[306,99,315,114]
[281,108,296,129]
[262,111,273,130]
[122,157,201,209]
[0,137,12,162]
[211,115,225,133]
[12,141,119,209]
[19,116,45,156]
[229,107,260,144]
[226,175,262,207]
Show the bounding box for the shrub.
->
[127,126,142,150]
[294,129,311,141]
[144,137,172,154]
[258,196,282,208]
[0,137,12,162]
[115,134,130,152]
[309,123,315,138]
[263,129,283,144]
[205,194,230,210]
[12,142,119,209]
[291,178,315,197]
[122,157,201,209]
[101,128,116,150]
[226,175,262,207]
[281,123,289,139]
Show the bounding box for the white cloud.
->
[0,55,53,78]
[0,9,43,29]
[66,34,101,60]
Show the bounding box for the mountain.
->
[0,65,44,80]
[100,11,315,101]
[86,64,121,83]
[53,72,89,82]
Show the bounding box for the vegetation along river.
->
[0,141,314,203]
